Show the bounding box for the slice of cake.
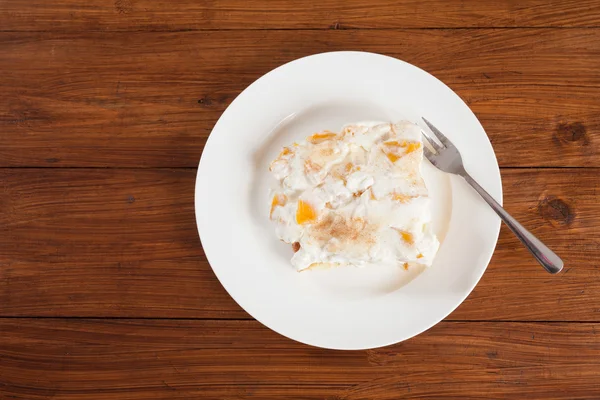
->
[269,121,439,271]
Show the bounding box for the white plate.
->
[195,51,502,350]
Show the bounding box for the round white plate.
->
[196,51,502,350]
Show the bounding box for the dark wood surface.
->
[1,1,599,399]
[2,29,599,167]
[3,0,600,30]
[2,320,600,399]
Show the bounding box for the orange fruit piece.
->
[308,132,337,144]
[405,142,421,154]
[296,200,317,225]
[384,140,402,147]
[392,193,414,203]
[400,231,414,245]
[386,152,400,163]
[383,140,421,163]
[393,229,414,245]
[270,194,287,218]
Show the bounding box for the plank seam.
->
[3,26,600,33]
[0,316,598,323]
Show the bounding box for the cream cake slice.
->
[269,121,439,271]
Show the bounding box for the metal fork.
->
[421,117,563,274]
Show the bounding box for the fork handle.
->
[462,172,563,274]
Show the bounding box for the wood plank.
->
[1,319,600,399]
[1,29,600,168]
[0,168,243,319]
[3,0,600,31]
[1,168,598,320]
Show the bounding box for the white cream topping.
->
[269,121,439,271]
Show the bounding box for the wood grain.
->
[1,319,600,399]
[2,0,599,397]
[1,29,599,168]
[1,168,598,320]
[3,0,600,31]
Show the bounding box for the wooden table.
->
[1,1,600,398]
